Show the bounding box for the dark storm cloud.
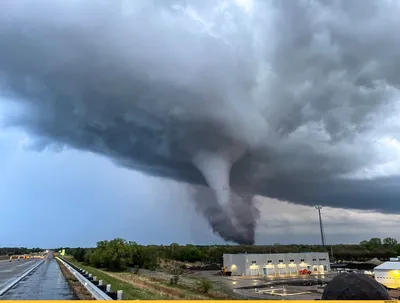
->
[1,0,400,243]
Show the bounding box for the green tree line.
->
[0,247,43,256]
[65,238,159,271]
[63,237,400,272]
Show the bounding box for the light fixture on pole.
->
[315,205,325,247]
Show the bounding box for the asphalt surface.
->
[1,258,75,300]
[197,270,338,289]
[195,270,340,299]
[0,258,42,290]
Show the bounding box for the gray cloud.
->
[255,197,400,244]
[1,0,400,244]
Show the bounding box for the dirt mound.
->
[158,259,198,269]
[189,263,221,271]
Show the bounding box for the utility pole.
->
[315,205,326,247]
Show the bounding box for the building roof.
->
[374,262,400,270]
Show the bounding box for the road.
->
[0,258,43,290]
[0,257,75,300]
[1,258,76,300]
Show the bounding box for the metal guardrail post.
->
[56,257,113,300]
[117,290,124,300]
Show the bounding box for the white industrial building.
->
[223,252,330,276]
[374,261,400,289]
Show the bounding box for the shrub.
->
[197,279,213,294]
[170,275,180,285]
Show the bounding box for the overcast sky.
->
[2,0,400,247]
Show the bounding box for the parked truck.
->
[299,269,312,275]
[217,267,232,276]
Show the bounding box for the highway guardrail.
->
[56,257,122,300]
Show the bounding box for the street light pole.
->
[315,205,325,247]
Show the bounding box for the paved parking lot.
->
[195,270,337,289]
[193,270,339,299]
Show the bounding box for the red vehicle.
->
[299,269,312,275]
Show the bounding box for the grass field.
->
[63,256,173,300]
[62,256,230,300]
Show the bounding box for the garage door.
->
[266,267,275,275]
[250,268,259,276]
[288,266,297,274]
[278,267,286,275]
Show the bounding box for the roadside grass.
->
[106,272,211,300]
[134,268,232,299]
[168,277,231,300]
[186,274,235,298]
[63,256,169,300]
[63,256,230,300]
